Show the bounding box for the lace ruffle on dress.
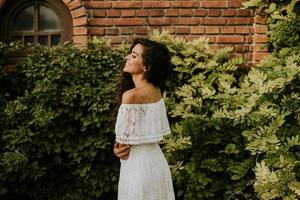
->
[115,98,175,200]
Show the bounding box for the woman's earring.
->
[143,66,151,72]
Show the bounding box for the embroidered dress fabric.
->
[115,98,175,200]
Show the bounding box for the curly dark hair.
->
[117,38,172,106]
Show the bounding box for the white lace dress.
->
[115,98,175,200]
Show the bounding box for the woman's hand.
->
[113,142,130,160]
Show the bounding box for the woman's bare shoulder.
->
[122,85,161,104]
[122,89,142,104]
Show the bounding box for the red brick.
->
[253,25,268,34]
[107,10,121,17]
[180,10,193,17]
[195,9,207,17]
[136,27,148,35]
[227,18,253,25]
[202,18,226,25]
[121,27,135,35]
[73,35,88,46]
[204,36,216,43]
[166,10,179,17]
[172,1,200,8]
[112,1,142,9]
[106,28,120,35]
[147,18,172,26]
[83,2,111,9]
[255,15,267,24]
[121,10,136,17]
[89,28,105,36]
[191,26,205,34]
[114,18,144,26]
[90,19,114,26]
[235,45,250,53]
[208,9,222,17]
[217,36,244,43]
[93,10,106,17]
[232,52,244,58]
[173,18,199,25]
[202,1,228,8]
[253,35,268,43]
[136,10,149,17]
[71,8,86,18]
[235,26,251,34]
[74,27,88,35]
[223,9,236,17]
[209,45,221,51]
[254,52,268,61]
[163,27,175,34]
[206,26,219,34]
[149,9,164,17]
[236,9,251,17]
[221,26,235,34]
[244,53,253,61]
[63,0,72,5]
[245,36,252,43]
[230,0,242,8]
[185,35,200,41]
[143,1,171,8]
[128,35,148,42]
[68,0,82,11]
[73,17,87,26]
[176,27,190,34]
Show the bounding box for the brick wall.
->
[0,0,269,63]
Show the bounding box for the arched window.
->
[0,0,73,46]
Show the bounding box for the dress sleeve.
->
[115,101,171,145]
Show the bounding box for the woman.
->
[113,38,175,200]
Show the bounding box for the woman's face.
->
[123,44,145,75]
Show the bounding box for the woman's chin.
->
[123,68,131,74]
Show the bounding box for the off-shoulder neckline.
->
[121,98,163,106]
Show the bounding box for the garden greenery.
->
[0,39,125,200]
[1,6,300,198]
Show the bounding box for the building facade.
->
[0,0,268,63]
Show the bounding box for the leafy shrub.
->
[243,0,300,53]
[150,31,257,200]
[151,31,300,200]
[1,30,300,200]
[0,39,125,200]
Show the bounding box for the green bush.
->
[243,0,300,53]
[1,30,300,200]
[0,39,125,199]
[151,31,300,199]
[151,31,256,200]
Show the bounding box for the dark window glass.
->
[24,36,34,44]
[51,35,60,45]
[38,35,48,45]
[12,6,34,31]
[39,6,61,31]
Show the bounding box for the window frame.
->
[0,0,73,46]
